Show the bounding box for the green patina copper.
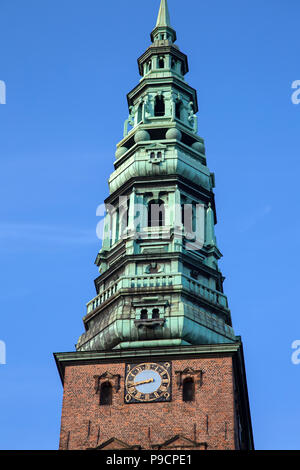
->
[76,0,236,352]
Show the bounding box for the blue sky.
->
[0,0,299,450]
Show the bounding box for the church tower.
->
[55,0,254,451]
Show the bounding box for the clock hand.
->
[134,378,154,386]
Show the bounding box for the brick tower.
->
[55,0,254,451]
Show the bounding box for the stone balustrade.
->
[86,273,228,315]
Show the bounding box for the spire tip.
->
[156,0,171,28]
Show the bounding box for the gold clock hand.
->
[134,378,154,386]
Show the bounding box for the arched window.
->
[182,378,195,402]
[154,95,165,117]
[175,101,183,120]
[152,308,160,319]
[100,381,112,406]
[158,57,165,68]
[171,58,176,69]
[141,309,148,320]
[148,200,165,227]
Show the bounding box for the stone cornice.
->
[54,342,241,384]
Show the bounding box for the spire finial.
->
[151,0,176,43]
[156,0,171,28]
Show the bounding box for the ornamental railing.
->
[184,277,228,308]
[86,273,228,314]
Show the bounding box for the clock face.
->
[124,362,171,404]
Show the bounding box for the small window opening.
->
[175,101,182,120]
[182,378,195,402]
[152,308,160,319]
[148,200,165,227]
[141,309,148,319]
[100,382,112,406]
[158,57,165,69]
[154,95,165,117]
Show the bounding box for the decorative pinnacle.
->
[156,0,171,27]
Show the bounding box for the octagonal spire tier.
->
[151,0,177,44]
[137,0,188,82]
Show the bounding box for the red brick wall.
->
[59,356,237,450]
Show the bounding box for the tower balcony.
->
[86,272,228,316]
[78,270,233,352]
